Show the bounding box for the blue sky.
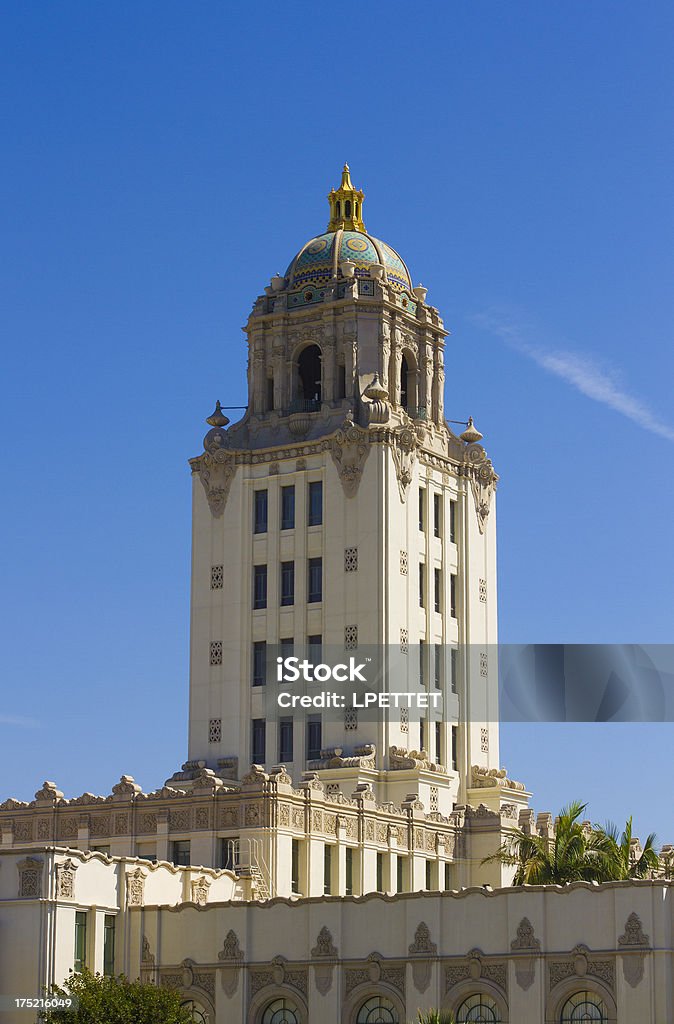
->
[1,3,673,840]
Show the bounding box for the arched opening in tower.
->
[298,345,322,405]
[400,355,409,410]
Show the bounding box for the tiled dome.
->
[285,230,412,293]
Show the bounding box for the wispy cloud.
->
[472,312,674,443]
[0,714,41,728]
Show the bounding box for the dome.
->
[283,165,413,294]
[285,229,412,293]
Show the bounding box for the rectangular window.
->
[267,376,274,411]
[281,485,295,530]
[136,846,155,862]
[450,573,457,618]
[280,560,295,606]
[280,637,294,668]
[419,639,425,686]
[376,852,384,893]
[396,855,404,893]
[103,915,115,977]
[418,488,425,531]
[450,647,458,694]
[433,493,441,538]
[308,557,322,603]
[252,718,266,763]
[445,861,452,890]
[307,716,322,760]
[345,846,354,896]
[252,641,266,686]
[291,839,300,895]
[451,725,458,771]
[171,840,191,866]
[324,844,332,895]
[74,911,87,972]
[253,564,267,610]
[426,859,432,891]
[434,644,442,688]
[434,567,441,613]
[449,499,457,544]
[436,720,442,764]
[419,563,425,607]
[279,717,293,762]
[420,718,425,753]
[308,481,323,526]
[307,634,322,661]
[254,489,268,534]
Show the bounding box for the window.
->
[356,997,399,1024]
[266,376,274,411]
[425,859,432,890]
[323,844,332,895]
[291,839,300,895]
[279,717,293,762]
[434,567,441,613]
[307,716,322,760]
[420,718,425,753]
[433,493,441,537]
[376,852,384,892]
[171,840,191,866]
[308,481,323,526]
[220,837,239,871]
[254,489,268,534]
[262,999,300,1024]
[396,855,404,893]
[103,915,115,977]
[434,644,442,688]
[444,861,452,890]
[307,634,322,661]
[419,640,425,686]
[401,354,409,409]
[308,557,322,602]
[252,718,266,763]
[337,363,346,399]
[560,993,609,1022]
[418,488,425,530]
[436,721,442,764]
[181,1001,209,1024]
[450,573,457,618]
[74,911,87,972]
[281,485,295,530]
[136,846,155,862]
[345,847,353,896]
[419,563,425,607]
[451,647,458,693]
[252,641,266,686]
[451,725,458,771]
[280,637,294,659]
[456,994,502,1022]
[280,560,295,606]
[449,498,457,543]
[253,564,267,609]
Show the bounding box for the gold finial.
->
[327,163,366,233]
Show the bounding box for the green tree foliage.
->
[485,801,661,885]
[412,1012,456,1024]
[40,969,194,1024]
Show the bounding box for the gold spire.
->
[327,163,366,232]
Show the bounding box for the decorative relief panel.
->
[55,858,77,899]
[400,628,408,654]
[344,625,358,650]
[400,549,408,575]
[345,707,358,731]
[190,875,211,906]
[195,437,237,518]
[344,547,358,572]
[18,857,42,898]
[210,641,223,666]
[126,867,146,907]
[209,719,222,743]
[211,565,224,589]
[331,418,370,498]
[400,706,409,733]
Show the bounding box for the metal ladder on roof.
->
[226,837,271,900]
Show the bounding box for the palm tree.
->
[484,800,608,884]
[412,1013,456,1024]
[592,816,659,881]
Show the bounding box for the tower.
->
[187,167,502,820]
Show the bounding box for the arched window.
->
[345,199,352,218]
[400,355,409,409]
[297,345,322,406]
[356,995,399,1023]
[335,200,341,217]
[560,992,608,1022]
[355,201,359,218]
[456,994,502,1023]
[261,997,300,1024]
[180,1000,208,1023]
